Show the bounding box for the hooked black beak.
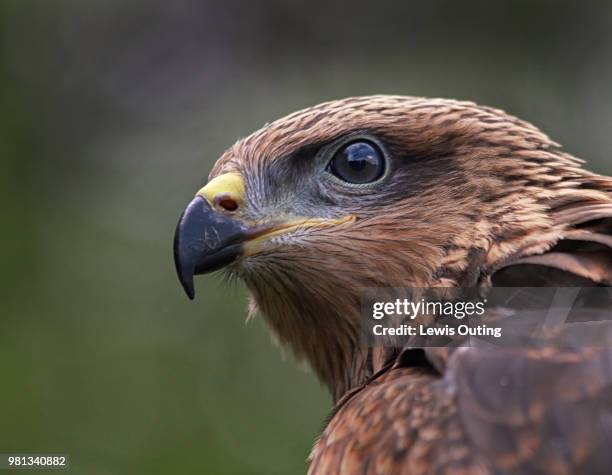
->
[173,196,246,299]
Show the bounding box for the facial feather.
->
[203,95,612,399]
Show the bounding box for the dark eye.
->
[326,141,385,184]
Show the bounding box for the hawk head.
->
[174,95,612,399]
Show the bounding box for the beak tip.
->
[185,285,196,300]
[175,259,196,300]
[174,217,196,301]
[178,268,196,300]
[184,275,196,300]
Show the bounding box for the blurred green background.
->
[1,1,611,473]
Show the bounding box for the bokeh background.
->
[1,1,612,473]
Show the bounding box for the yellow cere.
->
[196,173,246,205]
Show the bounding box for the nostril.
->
[216,196,239,212]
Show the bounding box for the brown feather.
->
[206,96,612,473]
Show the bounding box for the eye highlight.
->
[326,140,385,184]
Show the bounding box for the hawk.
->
[173,96,612,474]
